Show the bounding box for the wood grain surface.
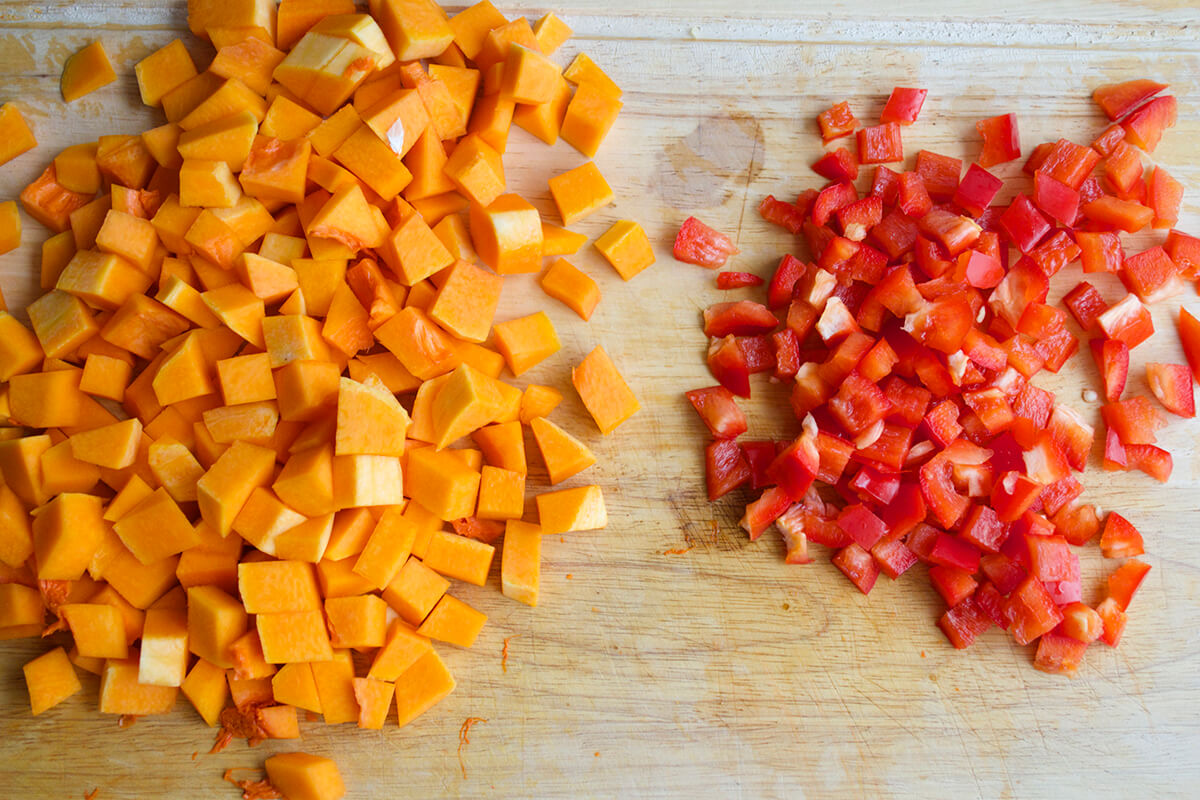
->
[1,1,1199,798]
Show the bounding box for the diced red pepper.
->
[938,596,993,649]
[1039,139,1102,190]
[1081,196,1154,233]
[998,194,1051,254]
[1033,632,1087,676]
[717,271,764,290]
[675,216,741,268]
[849,464,900,506]
[836,195,883,242]
[870,165,901,205]
[1034,326,1080,374]
[980,552,1026,595]
[991,471,1043,523]
[1164,231,1200,281]
[817,331,873,385]
[1051,502,1101,546]
[1095,597,1128,647]
[919,454,969,528]
[770,329,801,381]
[856,122,904,165]
[930,564,978,607]
[989,259,1049,328]
[1177,308,1200,383]
[857,337,898,383]
[1124,443,1173,482]
[869,210,920,259]
[1120,246,1177,302]
[976,113,1021,168]
[1107,558,1151,610]
[766,432,821,501]
[1096,293,1154,349]
[1146,361,1194,417]
[1099,512,1145,559]
[767,254,806,309]
[1092,123,1127,156]
[1075,231,1124,274]
[817,100,859,142]
[1060,602,1103,644]
[703,300,779,338]
[1032,171,1080,226]
[1046,404,1094,472]
[775,506,814,565]
[1101,396,1165,445]
[953,163,1002,218]
[915,150,962,202]
[1040,475,1083,517]
[1089,338,1130,401]
[758,195,806,234]
[814,431,855,485]
[1147,167,1183,230]
[705,438,751,500]
[790,364,831,418]
[836,504,888,550]
[812,147,859,183]
[881,87,928,125]
[812,181,859,227]
[1093,78,1168,121]
[1023,141,1053,175]
[832,542,880,594]
[827,371,891,435]
[1103,141,1144,195]
[1102,426,1128,471]
[856,423,913,472]
[1062,282,1108,330]
[1022,432,1071,486]
[959,504,1008,554]
[741,440,777,490]
[739,486,793,540]
[707,335,751,398]
[1121,95,1177,151]
[1028,231,1081,278]
[897,171,932,218]
[917,208,981,257]
[686,386,749,439]
[1004,575,1065,646]
[1027,534,1078,584]
[871,538,917,579]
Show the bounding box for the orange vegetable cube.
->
[350,676,394,730]
[180,159,243,209]
[0,312,45,381]
[476,465,524,521]
[210,36,286,95]
[202,284,265,347]
[370,0,453,60]
[274,359,341,421]
[324,507,377,561]
[431,214,476,263]
[306,104,363,158]
[0,485,33,568]
[261,95,323,141]
[533,12,572,54]
[148,436,205,503]
[95,134,156,188]
[493,311,561,376]
[317,554,377,598]
[548,161,613,226]
[423,529,495,586]
[394,647,455,727]
[274,443,335,517]
[182,658,230,726]
[331,124,413,201]
[471,420,526,474]
[406,445,481,521]
[530,416,596,484]
[362,88,429,159]
[431,363,506,449]
[501,519,541,606]
[403,128,458,201]
[203,400,280,445]
[0,583,45,638]
[469,193,542,275]
[98,653,178,715]
[309,649,359,723]
[563,52,623,98]
[415,594,486,648]
[475,17,538,72]
[69,417,142,470]
[197,440,277,537]
[336,374,411,457]
[368,619,430,681]
[271,661,322,714]
[57,249,154,310]
[353,506,416,589]
[239,560,321,614]
[141,123,184,170]
[560,81,623,157]
[427,260,502,344]
[135,39,198,107]
[39,439,101,497]
[595,219,655,281]
[101,295,190,360]
[513,75,573,146]
[153,334,216,406]
[0,103,36,166]
[53,143,101,195]
[23,647,82,716]
[263,314,332,366]
[0,201,20,255]
[233,487,306,555]
[308,183,388,252]
[539,257,601,321]
[33,493,106,580]
[21,164,92,233]
[216,352,276,406]
[114,487,201,565]
[59,602,127,662]
[41,231,78,290]
[443,133,505,207]
[380,212,454,286]
[573,345,641,434]
[138,607,189,687]
[177,77,268,131]
[69,195,110,251]
[177,110,260,172]
[273,512,335,564]
[468,92,515,153]
[265,752,346,800]
[61,41,116,102]
[325,594,388,648]
[536,485,607,535]
[332,453,405,509]
[384,556,449,625]
[502,44,562,105]
[449,1,508,60]
[374,306,457,379]
[257,611,335,664]
[186,585,247,668]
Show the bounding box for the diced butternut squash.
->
[325,594,388,648]
[572,345,640,434]
[560,81,623,157]
[239,560,321,614]
[24,647,83,716]
[34,493,106,580]
[0,201,20,255]
[0,103,37,166]
[138,607,189,687]
[449,1,507,61]
[271,661,322,715]
[394,648,455,727]
[539,257,601,321]
[70,418,143,470]
[501,519,541,606]
[60,603,127,659]
[265,752,346,800]
[548,161,613,226]
[564,52,623,98]
[21,164,92,233]
[135,39,198,107]
[530,416,596,484]
[368,618,431,681]
[493,311,561,376]
[332,454,404,508]
[98,653,178,715]
[0,313,44,381]
[310,649,359,723]
[257,611,334,663]
[533,12,572,55]
[469,193,541,275]
[422,529,494,586]
[536,485,607,535]
[336,374,410,457]
[476,465,524,520]
[114,487,201,565]
[428,260,502,343]
[405,446,480,521]
[415,593,485,647]
[197,440,277,537]
[595,219,655,281]
[383,556,448,625]
[61,41,117,103]
[181,657,229,726]
[443,134,505,207]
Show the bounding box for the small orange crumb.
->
[920,651,926,658]
[191,751,198,761]
[663,546,693,555]
[117,714,138,728]
[594,751,600,757]
[84,790,99,800]
[565,573,573,579]
[223,768,282,800]
[458,717,488,779]
[501,635,520,673]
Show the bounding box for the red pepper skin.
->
[871,538,917,579]
[705,439,751,501]
[938,596,993,649]
[1101,396,1165,445]
[1062,282,1108,330]
[1082,196,1154,233]
[953,164,1002,218]
[915,151,962,202]
[930,564,978,608]
[1004,575,1064,646]
[707,335,751,398]
[975,582,1009,629]
[870,165,901,205]
[960,503,1009,553]
[1122,95,1177,152]
[929,534,982,574]
[740,440,777,490]
[1146,362,1194,418]
[880,87,928,125]
[836,503,888,550]
[832,542,880,594]
[920,455,969,529]
[1040,138,1102,190]
[1120,246,1177,302]
[1124,443,1173,482]
[1164,231,1200,280]
[991,471,1043,523]
[812,181,859,227]
[770,329,801,381]
[1177,308,1200,383]
[827,371,892,435]
[716,271,764,290]
[1104,141,1144,195]
[1107,558,1151,610]
[836,196,883,242]
[739,335,775,375]
[1148,167,1183,229]
[1075,231,1124,274]
[1103,426,1128,471]
[1093,79,1168,121]
[1099,512,1145,559]
[1089,338,1130,401]
[1033,171,1080,226]
[1096,597,1128,646]
[976,113,1021,168]
[812,147,859,183]
[1027,535,1079,585]
[869,210,919,259]
[1034,632,1088,676]
[766,433,820,501]
[856,122,904,165]
[674,216,740,268]
[817,100,859,142]
[1092,123,1127,156]
[686,386,749,439]
[1051,502,1101,547]
[703,300,778,338]
[1096,293,1154,349]
[739,486,792,540]
[758,195,806,234]
[766,254,806,309]
[998,194,1052,254]
[879,482,926,540]
[981,552,1026,595]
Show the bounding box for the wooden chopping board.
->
[1,1,1199,797]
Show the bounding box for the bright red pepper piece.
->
[880,87,928,125]
[1107,559,1151,610]
[686,386,749,439]
[716,271,764,290]
[1145,362,1194,417]
[832,542,880,594]
[817,100,859,143]
[1099,512,1145,559]
[976,113,1021,168]
[856,122,904,165]
[674,216,740,268]
[1093,79,1168,121]
[1122,95,1177,151]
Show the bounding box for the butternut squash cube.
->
[422,530,494,587]
[394,648,455,727]
[274,32,381,116]
[444,134,505,207]
[594,219,655,281]
[197,440,277,537]
[0,312,44,381]
[539,257,601,321]
[135,39,198,107]
[331,454,405,508]
[99,652,178,714]
[572,345,641,434]
[469,193,542,275]
[336,374,410,457]
[239,560,321,614]
[232,487,306,555]
[265,752,346,800]
[502,44,562,105]
[563,52,623,98]
[536,485,607,535]
[181,657,229,726]
[476,464,525,521]
[257,610,334,663]
[61,603,128,659]
[33,493,105,581]
[501,519,541,606]
[471,420,527,474]
[310,650,359,723]
[240,137,312,205]
[114,487,202,565]
[379,212,454,286]
[180,159,243,209]
[560,81,623,158]
[493,311,560,376]
[61,41,116,103]
[405,446,479,521]
[271,661,322,714]
[0,103,37,166]
[70,417,142,470]
[325,594,388,648]
[415,594,486,648]
[23,647,82,716]
[186,585,247,669]
[368,619,431,681]
[352,676,394,730]
[138,607,189,687]
[0,200,20,255]
[216,352,276,406]
[530,416,596,484]
[448,1,507,61]
[548,161,613,226]
[533,12,573,55]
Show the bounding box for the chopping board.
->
[1,1,1199,797]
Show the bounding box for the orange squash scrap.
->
[1,0,644,756]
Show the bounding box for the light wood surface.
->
[1,2,1199,798]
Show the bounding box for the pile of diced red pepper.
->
[676,80,1199,675]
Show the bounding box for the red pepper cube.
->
[836,196,882,242]
[938,596,992,649]
[991,470,1043,523]
[1104,140,1144,195]
[766,254,806,309]
[1041,475,1083,517]
[1146,361,1194,418]
[1089,337,1130,401]
[1040,138,1102,190]
[1102,426,1128,471]
[705,438,751,501]
[1027,534,1079,584]
[879,482,926,540]
[961,388,1015,435]
[915,150,961,202]
[812,147,859,183]
[1012,382,1056,428]
[1028,230,1081,278]
[1125,443,1173,482]
[1051,502,1101,547]
[703,300,778,339]
[1082,196,1154,233]
[765,433,820,501]
[1032,171,1080,226]
[871,538,917,579]
[716,271,764,290]
[960,504,1009,554]
[770,328,801,381]
[1093,78,1168,121]
[998,194,1051,254]
[1075,231,1124,274]
[953,163,1002,218]
[817,100,859,143]
[1047,405,1094,473]
[1122,95,1177,152]
[929,532,982,574]
[738,486,792,541]
[1107,558,1151,610]
[1120,245,1177,302]
[812,181,858,227]
[1062,282,1109,330]
[741,440,777,491]
[758,195,806,235]
[1178,308,1200,383]
[897,171,932,218]
[1101,395,1165,445]
[1092,123,1127,156]
[869,210,919,259]
[686,386,748,439]
[976,113,1021,168]
[836,504,888,550]
[1033,632,1088,676]
[930,564,978,607]
[849,464,900,506]
[880,87,927,125]
[1096,597,1128,646]
[1099,512,1145,559]
[827,371,891,435]
[1148,167,1182,229]
[856,423,913,472]
[832,542,880,594]
[674,216,740,268]
[856,122,904,165]
[919,456,969,529]
[738,334,775,375]
[1096,293,1154,349]
[1004,575,1065,646]
[980,552,1026,595]
[814,431,854,485]
[706,335,751,398]
[870,165,901,205]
